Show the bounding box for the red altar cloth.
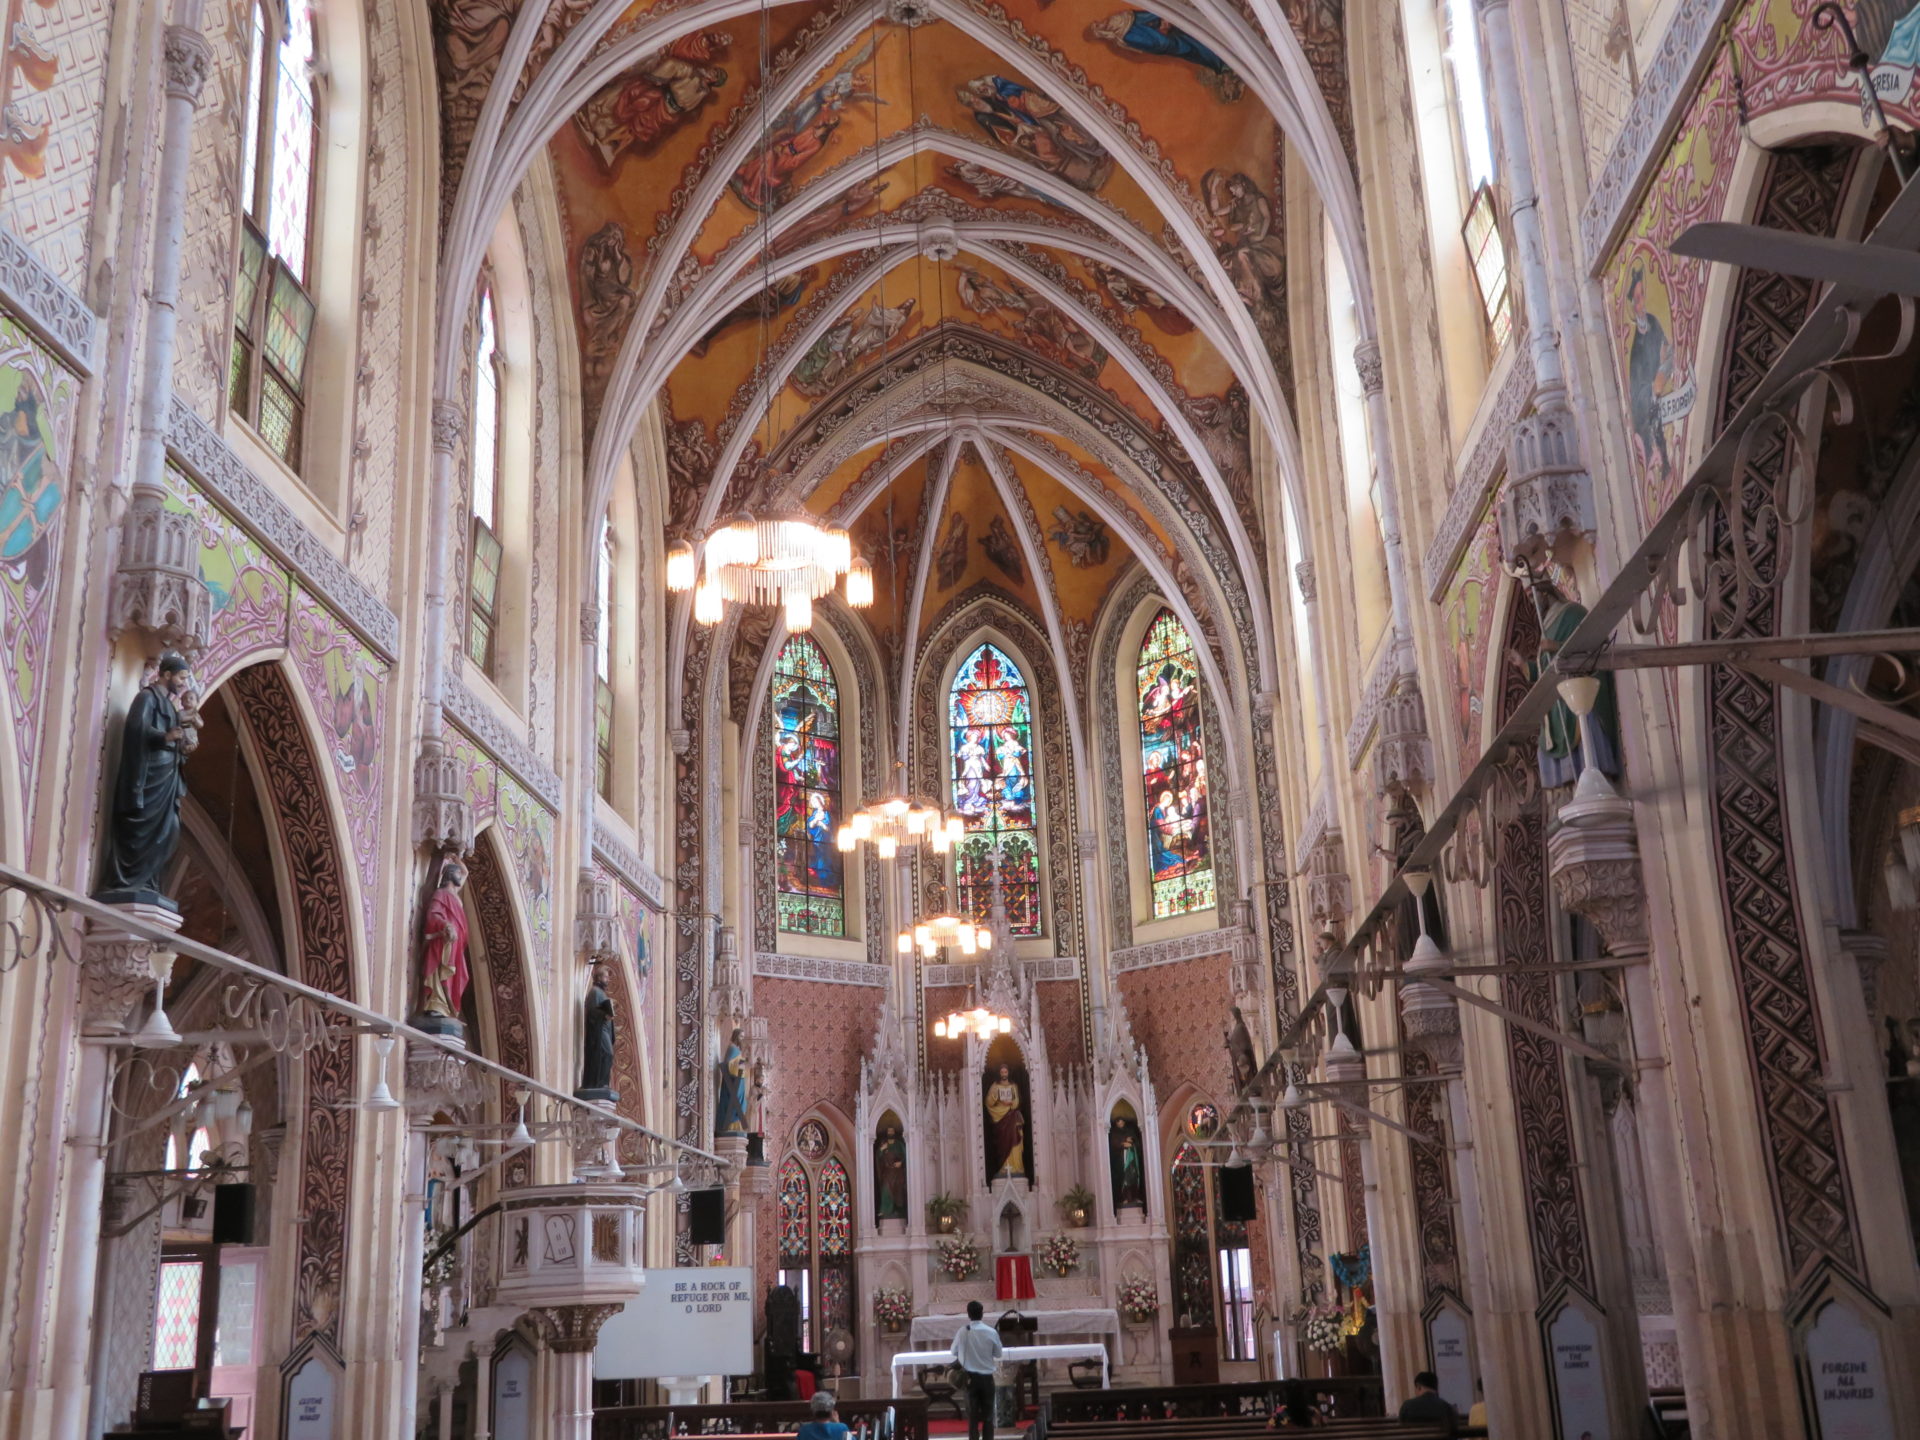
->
[995,1253,1036,1302]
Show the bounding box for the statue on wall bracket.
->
[413,859,471,1039]
[95,652,197,909]
[577,962,618,1101]
[716,1026,750,1136]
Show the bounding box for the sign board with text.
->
[493,1345,534,1440]
[1547,1302,1610,1440]
[594,1266,755,1379]
[1428,1305,1474,1417]
[1805,1300,1895,1440]
[283,1355,338,1440]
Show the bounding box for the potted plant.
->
[926,1192,969,1234]
[1037,1233,1080,1277]
[1058,1183,1095,1228]
[936,1234,982,1281]
[874,1286,913,1334]
[1117,1276,1159,1325]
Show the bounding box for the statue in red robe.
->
[419,862,470,1021]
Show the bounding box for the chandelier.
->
[666,510,873,632]
[933,1006,1012,1040]
[838,762,963,857]
[898,912,994,958]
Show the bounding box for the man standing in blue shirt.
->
[951,1300,1004,1440]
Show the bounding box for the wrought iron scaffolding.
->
[0,859,724,1172]
[1259,162,1920,1081]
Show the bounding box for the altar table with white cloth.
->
[906,1308,1122,1344]
[887,1344,1110,1396]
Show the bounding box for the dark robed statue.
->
[1109,1114,1146,1211]
[577,963,618,1100]
[96,653,194,907]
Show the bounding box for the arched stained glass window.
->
[772,636,844,936]
[1138,609,1214,917]
[1171,1141,1215,1324]
[950,643,1040,935]
[777,1157,811,1263]
[817,1158,851,1258]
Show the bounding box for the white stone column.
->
[53,906,183,1440]
[396,1122,430,1433]
[530,1306,622,1440]
[1353,343,1415,646]
[413,402,474,855]
[110,6,215,653]
[471,1338,494,1440]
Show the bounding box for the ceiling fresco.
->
[429,0,1359,744]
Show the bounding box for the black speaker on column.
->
[1218,1164,1257,1223]
[212,1182,256,1245]
[689,1186,726,1245]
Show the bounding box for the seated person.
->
[1397,1371,1458,1433]
[1269,1395,1324,1427]
[797,1389,850,1440]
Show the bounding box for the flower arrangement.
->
[1297,1305,1347,1354]
[874,1286,914,1331]
[936,1233,982,1281]
[1037,1233,1080,1276]
[1117,1276,1159,1323]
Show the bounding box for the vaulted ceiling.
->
[429,0,1361,724]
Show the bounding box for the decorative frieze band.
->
[924,956,1082,986]
[593,818,667,912]
[444,677,564,813]
[0,225,98,374]
[1578,0,1731,267]
[753,951,890,987]
[1424,350,1533,599]
[166,397,400,658]
[1110,927,1250,974]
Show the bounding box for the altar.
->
[906,1308,1122,1345]
[887,1343,1111,1396]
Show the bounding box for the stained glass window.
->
[949,643,1040,935]
[229,2,318,469]
[152,1259,203,1370]
[468,289,503,675]
[1137,609,1214,917]
[772,636,844,936]
[777,1156,810,1263]
[817,1158,851,1258]
[1171,1142,1215,1323]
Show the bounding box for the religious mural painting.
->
[950,642,1040,934]
[574,32,734,169]
[957,73,1115,192]
[772,634,845,936]
[729,35,883,213]
[0,319,72,807]
[1137,607,1213,917]
[1087,10,1245,101]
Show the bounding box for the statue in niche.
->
[1108,1113,1146,1210]
[577,963,618,1099]
[414,860,471,1033]
[715,1026,750,1136]
[1522,566,1619,787]
[1225,1005,1258,1097]
[96,653,195,907]
[874,1121,908,1223]
[984,1060,1029,1181]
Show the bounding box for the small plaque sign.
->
[284,1356,337,1440]
[493,1345,534,1440]
[1547,1302,1610,1440]
[1805,1301,1895,1440]
[1428,1305,1474,1417]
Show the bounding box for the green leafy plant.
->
[926,1192,969,1230]
[1058,1183,1096,1214]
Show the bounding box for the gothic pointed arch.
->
[463,834,539,1188]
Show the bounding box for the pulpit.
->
[1168,1326,1219,1385]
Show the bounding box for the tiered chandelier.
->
[666,510,873,632]
[838,762,963,857]
[897,912,994,958]
[932,1006,1013,1041]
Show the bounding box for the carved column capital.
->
[527,1303,623,1353]
[1353,341,1384,398]
[162,27,214,105]
[576,870,621,967]
[431,401,465,455]
[111,496,213,654]
[80,905,180,1035]
[1399,981,1462,1069]
[1546,788,1647,956]
[412,739,475,855]
[1372,672,1433,800]
[1295,560,1317,603]
[580,601,601,648]
[1500,394,1595,567]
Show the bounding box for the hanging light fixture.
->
[839,761,963,857]
[932,1007,1014,1040]
[362,1033,401,1112]
[131,949,182,1049]
[665,511,869,633]
[897,912,994,958]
